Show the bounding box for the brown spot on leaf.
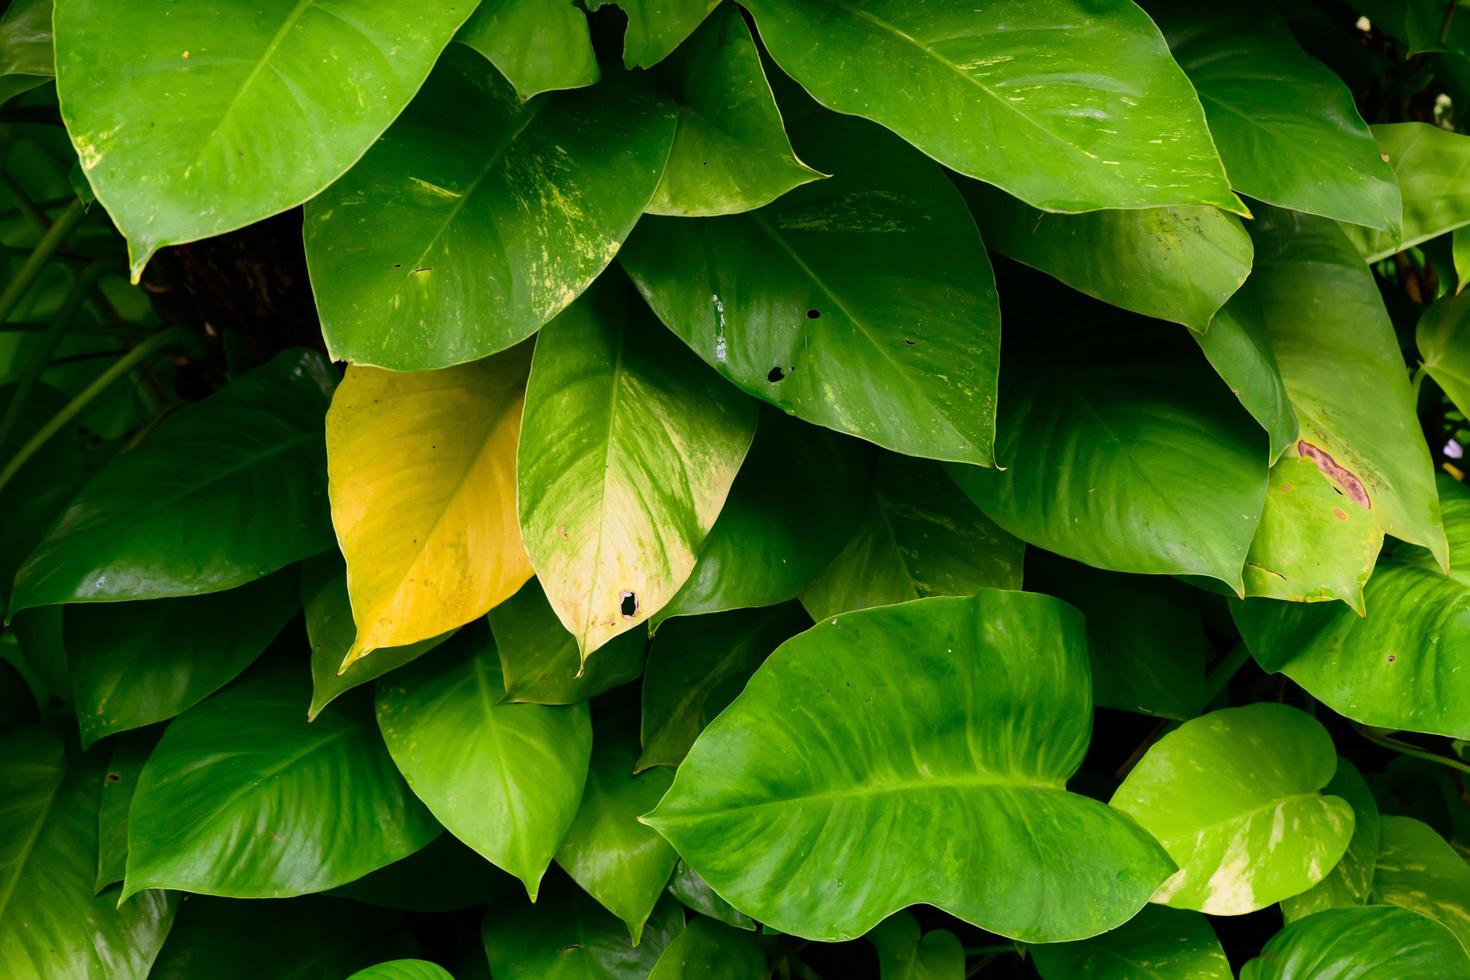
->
[1298,441,1371,509]
[1333,507,1349,521]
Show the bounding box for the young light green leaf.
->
[1110,703,1355,915]
[1342,124,1470,263]
[741,0,1239,213]
[375,625,591,898]
[623,112,1001,466]
[648,917,767,980]
[1030,905,1231,980]
[645,590,1175,943]
[456,0,599,100]
[306,47,674,372]
[518,276,757,658]
[1240,906,1470,980]
[346,961,454,980]
[54,0,474,278]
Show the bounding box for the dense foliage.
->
[3,0,1470,977]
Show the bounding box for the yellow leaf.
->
[327,346,533,670]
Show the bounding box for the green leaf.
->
[1110,703,1355,914]
[1240,906,1470,979]
[649,917,766,980]
[1149,0,1400,233]
[646,5,819,217]
[1030,905,1231,980]
[963,181,1252,332]
[868,911,964,980]
[556,722,678,944]
[800,454,1022,622]
[150,895,411,980]
[1281,758,1381,922]
[375,625,591,897]
[518,275,757,658]
[67,570,298,747]
[302,552,457,722]
[0,0,53,105]
[1233,475,1470,740]
[740,0,1238,213]
[1372,816,1470,954]
[1026,554,1210,720]
[654,411,867,625]
[622,112,1001,465]
[1419,289,1470,419]
[948,323,1266,590]
[645,590,1175,942]
[125,665,437,899]
[0,727,174,980]
[53,0,474,279]
[588,0,719,68]
[1343,124,1470,262]
[305,46,675,372]
[1455,227,1470,293]
[456,0,598,100]
[1194,290,1299,464]
[667,860,756,931]
[488,578,647,705]
[1243,206,1446,598]
[10,349,336,614]
[482,881,683,979]
[638,603,808,771]
[329,832,517,913]
[95,728,159,893]
[347,961,454,980]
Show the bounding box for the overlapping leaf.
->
[456,0,598,100]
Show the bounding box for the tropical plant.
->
[3,0,1470,977]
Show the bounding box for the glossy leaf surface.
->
[648,917,766,980]
[1240,906,1470,980]
[1280,758,1380,921]
[623,113,1001,466]
[1194,291,1298,464]
[125,666,437,898]
[96,729,155,891]
[347,961,454,980]
[518,278,756,657]
[589,0,718,68]
[326,349,532,668]
[456,0,598,100]
[667,860,756,931]
[1418,289,1470,419]
[11,349,335,613]
[0,0,52,104]
[1111,704,1354,914]
[646,590,1175,942]
[54,0,473,277]
[306,46,675,371]
[740,0,1238,213]
[1030,905,1231,980]
[1372,816,1470,953]
[375,625,591,897]
[1344,124,1470,262]
[482,881,683,979]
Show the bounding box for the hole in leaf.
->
[620,591,638,617]
[106,772,121,783]
[768,366,786,383]
[806,308,821,319]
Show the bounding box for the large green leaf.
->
[645,590,1175,942]
[1149,0,1400,233]
[588,0,718,68]
[10,349,336,614]
[1194,290,1298,463]
[301,552,456,722]
[482,881,683,979]
[1243,207,1445,600]
[1233,475,1470,740]
[800,454,1022,621]
[487,578,647,705]
[53,0,473,279]
[1240,906,1470,979]
[555,723,678,944]
[1343,124,1470,262]
[637,603,809,771]
[518,276,756,657]
[0,727,174,980]
[1419,289,1470,419]
[0,0,53,105]
[646,5,819,216]
[456,0,598,100]
[948,322,1266,590]
[125,665,437,898]
[654,411,867,625]
[375,625,591,897]
[67,570,297,747]
[622,112,1001,465]
[1110,703,1354,914]
[868,911,964,980]
[740,0,1238,213]
[1372,816,1470,954]
[305,46,675,371]
[1026,554,1210,720]
[648,917,766,980]
[1281,758,1381,922]
[1030,905,1230,980]
[963,181,1252,332]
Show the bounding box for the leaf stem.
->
[1202,643,1252,706]
[0,327,187,495]
[0,197,86,325]
[1360,727,1470,776]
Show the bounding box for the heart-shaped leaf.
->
[456,0,598,100]
[1240,906,1470,979]
[482,880,683,979]
[1030,905,1230,980]
[1281,758,1380,921]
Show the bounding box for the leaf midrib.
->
[0,757,65,922]
[660,771,1066,820]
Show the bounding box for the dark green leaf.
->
[482,880,683,979]
[0,0,53,105]
[1195,290,1298,463]
[330,832,517,913]
[95,728,158,892]
[456,0,598,100]
[868,911,964,980]
[1030,905,1230,980]
[648,917,766,980]
[588,0,718,68]
[667,860,756,931]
